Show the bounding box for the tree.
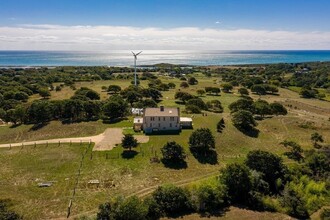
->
[185,105,201,113]
[217,118,225,132]
[143,88,162,101]
[206,100,223,113]
[205,87,221,95]
[161,141,186,163]
[134,99,158,108]
[186,98,207,110]
[188,77,198,85]
[270,102,287,115]
[305,150,330,179]
[245,150,287,193]
[253,99,272,119]
[113,196,147,220]
[238,87,249,96]
[180,82,189,88]
[27,100,53,124]
[220,163,252,203]
[281,140,304,161]
[152,184,192,216]
[174,91,194,103]
[221,83,233,93]
[107,85,122,94]
[310,132,323,148]
[192,184,225,212]
[125,91,142,106]
[251,84,266,95]
[228,98,254,113]
[73,87,100,100]
[121,134,138,151]
[231,110,257,130]
[168,82,176,89]
[196,89,205,96]
[38,88,51,99]
[189,128,215,153]
[103,95,129,120]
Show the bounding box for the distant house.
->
[133,106,192,134]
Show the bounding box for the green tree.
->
[270,102,287,115]
[161,141,186,163]
[103,95,129,120]
[251,84,266,95]
[305,150,330,179]
[180,82,189,88]
[174,91,194,103]
[186,98,207,110]
[73,87,100,100]
[221,83,233,93]
[121,134,138,151]
[168,82,176,89]
[38,88,51,99]
[245,150,287,193]
[143,88,162,101]
[217,118,225,132]
[192,184,226,212]
[125,91,142,106]
[27,100,53,124]
[231,110,257,130]
[238,87,249,96]
[185,104,201,113]
[281,140,304,161]
[220,163,252,203]
[188,77,198,85]
[189,128,215,153]
[152,184,192,217]
[107,85,122,94]
[228,98,254,113]
[113,196,147,220]
[206,100,223,113]
[310,132,324,148]
[196,89,205,96]
[253,99,272,119]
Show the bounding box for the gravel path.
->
[0,128,149,151]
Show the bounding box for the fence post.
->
[46,141,48,147]
[67,199,72,218]
[9,144,11,149]
[58,141,61,147]
[34,142,36,148]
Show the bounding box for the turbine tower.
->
[131,51,142,86]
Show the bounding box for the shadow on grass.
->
[238,127,260,138]
[9,124,22,129]
[190,148,218,165]
[146,130,181,136]
[161,159,187,170]
[121,150,138,159]
[197,206,230,218]
[29,122,49,131]
[102,117,128,124]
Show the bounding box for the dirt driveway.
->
[0,128,149,151]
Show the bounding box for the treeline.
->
[95,148,330,220]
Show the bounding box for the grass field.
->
[1,74,330,219]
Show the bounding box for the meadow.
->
[0,72,329,219]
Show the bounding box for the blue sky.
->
[1,0,330,50]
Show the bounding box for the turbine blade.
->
[131,51,136,56]
[136,51,142,55]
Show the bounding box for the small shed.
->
[180,117,193,128]
[133,117,143,131]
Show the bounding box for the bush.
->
[186,98,207,110]
[231,110,257,130]
[180,82,189,88]
[185,104,201,113]
[189,128,215,153]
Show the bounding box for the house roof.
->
[180,117,192,122]
[144,107,179,117]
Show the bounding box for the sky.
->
[1,0,330,50]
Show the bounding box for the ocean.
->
[1,50,330,67]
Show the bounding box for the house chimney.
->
[160,106,164,112]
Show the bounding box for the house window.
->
[151,117,155,121]
[163,117,165,121]
[158,123,161,127]
[158,117,161,121]
[170,117,174,121]
[170,123,172,127]
[150,123,152,127]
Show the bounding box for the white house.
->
[133,106,192,134]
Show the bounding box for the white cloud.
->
[215,21,221,24]
[0,24,330,50]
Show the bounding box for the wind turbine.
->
[132,51,142,86]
